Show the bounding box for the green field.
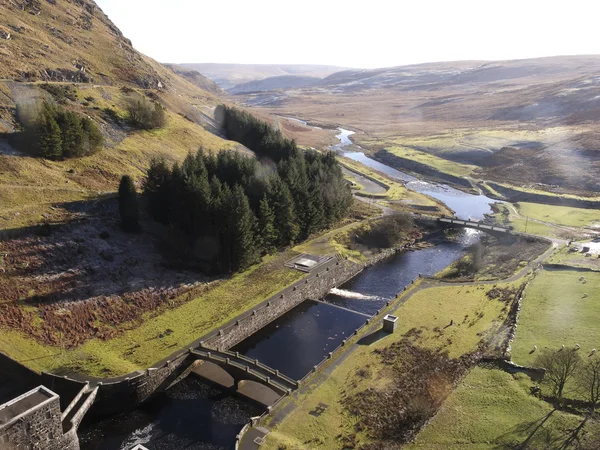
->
[408,367,599,450]
[512,269,600,369]
[516,202,600,228]
[262,281,521,450]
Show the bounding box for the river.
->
[78,127,493,450]
[335,128,497,220]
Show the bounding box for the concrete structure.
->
[285,253,333,273]
[383,314,398,333]
[0,384,97,450]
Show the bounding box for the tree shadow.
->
[357,329,388,346]
[493,410,591,450]
[492,409,556,449]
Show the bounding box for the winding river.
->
[335,128,497,220]
[78,127,495,450]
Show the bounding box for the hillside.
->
[239,56,600,196]
[229,75,321,94]
[181,63,347,90]
[0,0,243,229]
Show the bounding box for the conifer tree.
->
[143,157,172,224]
[59,110,84,158]
[228,185,258,272]
[119,175,140,232]
[38,108,63,160]
[257,194,277,254]
[271,179,300,246]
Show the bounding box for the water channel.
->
[78,127,497,450]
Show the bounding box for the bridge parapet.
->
[190,349,298,394]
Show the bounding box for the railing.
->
[190,349,297,392]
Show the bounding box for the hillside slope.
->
[0,0,239,229]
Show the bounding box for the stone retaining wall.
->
[203,258,363,351]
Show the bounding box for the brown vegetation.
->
[0,198,210,348]
[343,339,477,447]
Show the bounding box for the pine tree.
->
[271,179,300,246]
[38,108,63,160]
[143,157,172,224]
[257,194,277,254]
[119,175,140,232]
[59,111,84,158]
[228,185,258,272]
[81,117,103,154]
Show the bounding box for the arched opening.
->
[237,380,282,407]
[189,360,235,389]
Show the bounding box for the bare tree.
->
[535,348,582,403]
[577,357,600,412]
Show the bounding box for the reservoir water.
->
[78,127,492,450]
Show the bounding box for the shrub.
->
[125,96,166,130]
[40,84,78,103]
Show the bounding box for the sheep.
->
[533,345,537,352]
[592,349,597,355]
[561,344,565,350]
[575,344,581,349]
[583,293,589,299]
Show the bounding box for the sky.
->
[95,0,600,69]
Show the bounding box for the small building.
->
[383,314,398,333]
[0,386,79,450]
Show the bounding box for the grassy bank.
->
[408,367,599,449]
[262,280,523,449]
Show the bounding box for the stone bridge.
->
[189,348,298,406]
[435,217,510,233]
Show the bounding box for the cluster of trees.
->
[125,96,166,130]
[215,105,298,162]
[536,349,600,411]
[17,101,103,159]
[143,145,351,273]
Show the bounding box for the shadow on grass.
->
[493,409,591,450]
[357,329,388,346]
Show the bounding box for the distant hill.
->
[180,63,348,90]
[229,75,322,94]
[164,64,224,95]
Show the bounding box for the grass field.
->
[262,280,522,449]
[408,367,599,450]
[492,203,581,240]
[516,202,600,228]
[511,269,600,369]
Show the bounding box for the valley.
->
[0,1,599,450]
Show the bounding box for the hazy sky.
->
[95,0,599,69]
